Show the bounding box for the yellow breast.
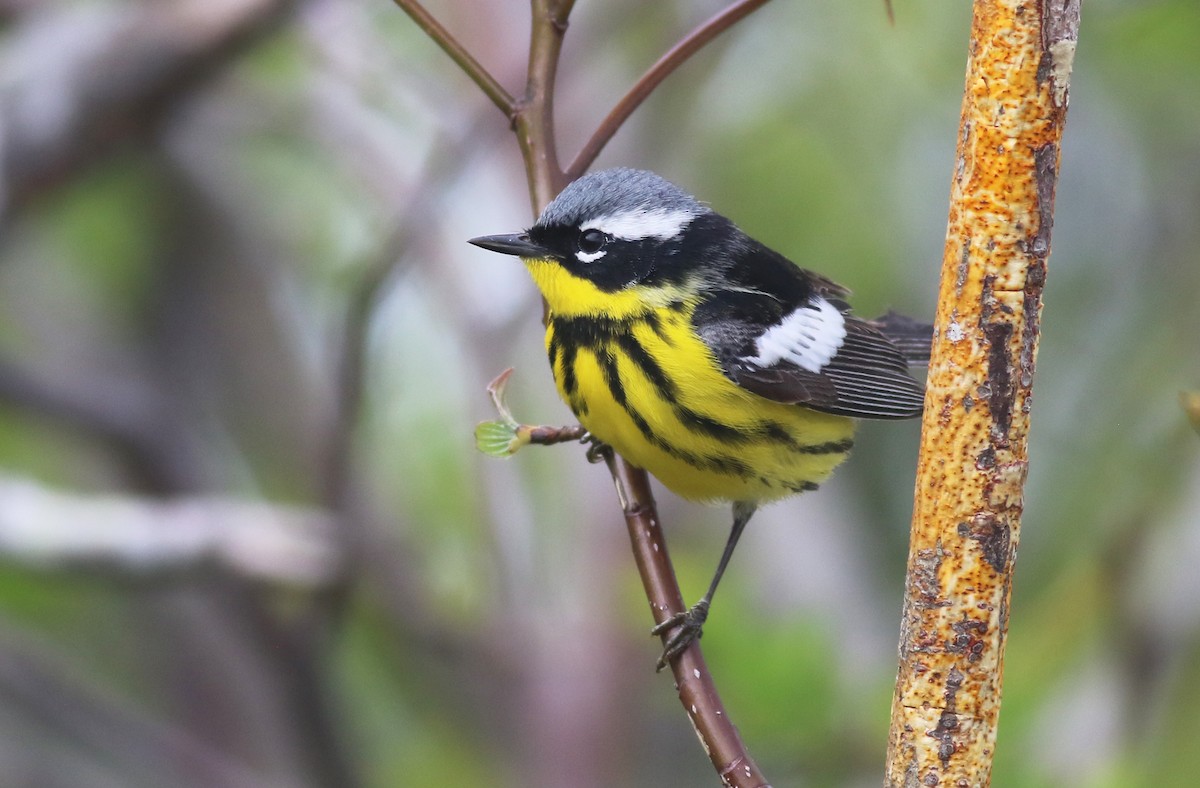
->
[527,257,855,504]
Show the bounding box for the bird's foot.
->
[581,432,612,464]
[651,599,709,672]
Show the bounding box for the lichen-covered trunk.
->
[884,1,1080,785]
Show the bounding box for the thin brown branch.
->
[884,0,1079,783]
[390,0,516,118]
[523,424,587,445]
[564,0,773,181]
[603,456,770,788]
[399,1,767,781]
[517,5,766,783]
[478,366,587,450]
[549,0,578,19]
[517,0,573,209]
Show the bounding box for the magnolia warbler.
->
[471,168,928,669]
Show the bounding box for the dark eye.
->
[578,229,607,255]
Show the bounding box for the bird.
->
[470,168,929,670]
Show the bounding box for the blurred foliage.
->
[0,1,1197,786]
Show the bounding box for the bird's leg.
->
[652,501,757,671]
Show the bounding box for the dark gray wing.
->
[694,289,927,421]
[731,312,925,419]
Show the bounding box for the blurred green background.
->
[0,1,1197,786]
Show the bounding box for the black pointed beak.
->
[468,232,550,258]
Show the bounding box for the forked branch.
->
[395,2,774,785]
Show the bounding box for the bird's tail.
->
[871,311,933,366]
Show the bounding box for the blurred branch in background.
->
[0,0,297,223]
[0,358,175,489]
[0,475,339,585]
[0,628,267,787]
[321,112,495,509]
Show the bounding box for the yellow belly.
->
[545,305,854,504]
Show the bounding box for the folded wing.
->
[692,245,929,420]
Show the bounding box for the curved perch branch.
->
[396,1,774,783]
[520,4,769,783]
[602,455,769,787]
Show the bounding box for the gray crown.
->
[536,168,710,228]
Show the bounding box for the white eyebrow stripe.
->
[580,208,696,241]
[745,297,847,373]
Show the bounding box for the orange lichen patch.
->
[885,1,1078,785]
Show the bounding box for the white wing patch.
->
[747,297,847,373]
[581,207,695,241]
